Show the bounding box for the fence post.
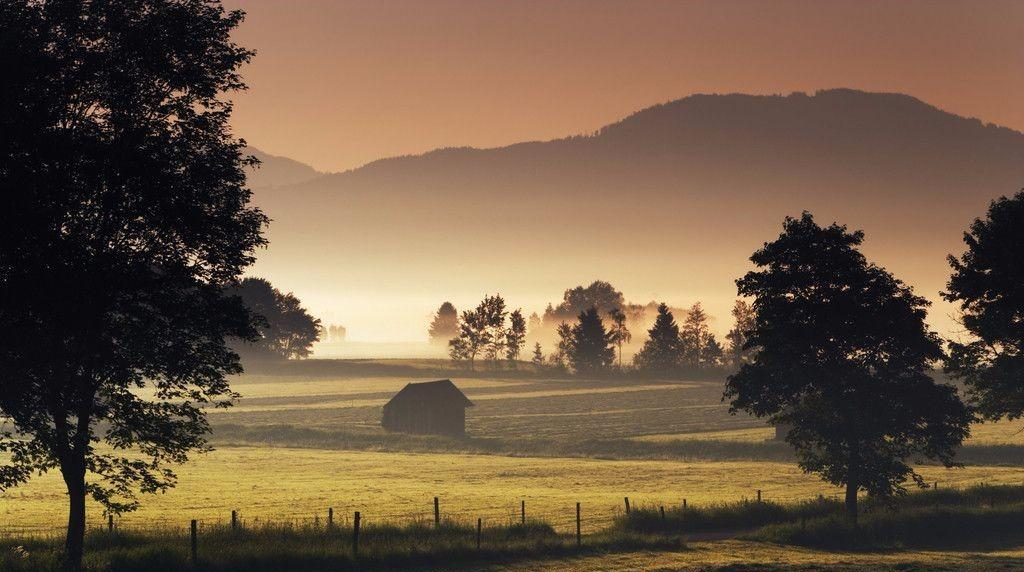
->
[352,511,361,557]
[231,510,237,531]
[328,507,334,528]
[575,502,581,548]
[757,489,762,503]
[521,500,525,524]
[934,481,939,491]
[659,506,665,521]
[624,497,630,514]
[434,496,440,527]
[682,498,687,510]
[108,514,113,533]
[476,518,482,550]
[190,519,198,565]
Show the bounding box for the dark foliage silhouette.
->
[724,213,970,522]
[633,304,682,374]
[0,1,262,569]
[566,308,616,375]
[428,302,459,345]
[232,277,321,360]
[945,191,1024,419]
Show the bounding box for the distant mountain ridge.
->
[244,147,321,189]
[246,89,1024,339]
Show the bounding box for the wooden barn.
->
[381,379,473,436]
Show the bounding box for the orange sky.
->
[223,0,1024,173]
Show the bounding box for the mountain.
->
[244,147,321,189]
[247,89,1024,339]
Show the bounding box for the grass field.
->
[6,359,1024,570]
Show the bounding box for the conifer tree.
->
[633,303,682,374]
[567,307,615,375]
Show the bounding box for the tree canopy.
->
[633,303,681,374]
[428,302,459,345]
[0,1,262,568]
[724,213,970,521]
[566,307,616,375]
[232,278,321,360]
[944,191,1024,419]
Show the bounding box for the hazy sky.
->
[224,0,1024,173]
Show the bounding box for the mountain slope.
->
[249,89,1024,340]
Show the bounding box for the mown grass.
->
[1,520,683,572]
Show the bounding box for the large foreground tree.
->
[233,278,321,360]
[944,191,1024,419]
[0,1,263,569]
[724,213,970,522]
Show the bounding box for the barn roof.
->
[384,379,474,409]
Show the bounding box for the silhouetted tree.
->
[428,302,459,345]
[725,300,757,367]
[531,342,545,368]
[449,307,487,366]
[607,307,632,366]
[233,278,321,360]
[633,303,681,374]
[553,322,574,370]
[0,2,261,568]
[945,191,1024,419]
[544,280,626,324]
[480,295,508,362]
[724,213,970,523]
[702,334,724,368]
[506,309,527,363]
[680,302,712,368]
[567,307,615,375]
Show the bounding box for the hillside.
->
[246,89,1024,338]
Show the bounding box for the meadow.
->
[6,359,1024,570]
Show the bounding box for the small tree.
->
[702,334,725,368]
[429,302,459,345]
[506,309,527,363]
[607,307,632,366]
[724,213,971,522]
[449,308,488,367]
[531,342,546,368]
[480,295,508,363]
[944,191,1024,420]
[553,322,574,371]
[725,299,757,367]
[679,302,713,369]
[567,307,615,375]
[633,303,681,374]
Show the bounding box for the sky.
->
[224,0,1024,173]
[220,0,1023,344]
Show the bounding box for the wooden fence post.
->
[683,498,687,510]
[575,502,581,548]
[108,514,113,533]
[521,500,525,524]
[434,496,440,527]
[190,519,198,565]
[476,518,482,550]
[624,497,630,514]
[757,489,762,503]
[659,506,665,521]
[352,511,361,557]
[231,510,237,530]
[328,507,334,528]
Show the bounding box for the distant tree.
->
[527,311,543,337]
[428,302,459,345]
[944,192,1024,420]
[531,342,546,368]
[553,322,574,370]
[568,307,616,375]
[234,278,322,360]
[680,302,713,368]
[607,307,632,366]
[702,334,725,368]
[449,308,488,366]
[545,280,626,324]
[724,213,971,523]
[480,295,508,362]
[633,303,682,374]
[725,300,757,367]
[0,1,262,568]
[506,309,527,363]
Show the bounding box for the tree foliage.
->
[633,303,681,374]
[566,307,615,375]
[944,191,1024,420]
[725,299,757,367]
[606,307,631,367]
[233,278,321,360]
[0,1,262,568]
[724,213,970,521]
[428,302,459,345]
[506,309,527,362]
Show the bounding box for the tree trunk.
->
[845,478,858,524]
[63,463,87,572]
